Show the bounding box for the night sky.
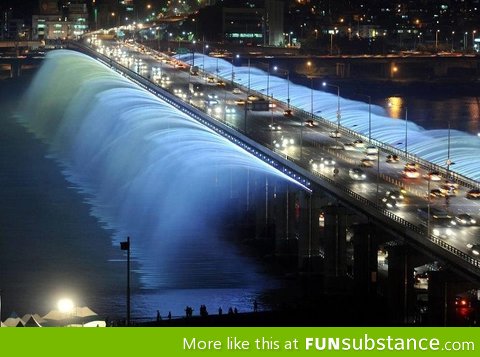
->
[3,0,40,20]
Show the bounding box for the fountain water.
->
[178,53,480,182]
[18,50,300,301]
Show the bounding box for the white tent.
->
[42,306,100,326]
[3,317,25,327]
[24,315,43,327]
[22,313,46,324]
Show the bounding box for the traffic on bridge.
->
[85,36,480,270]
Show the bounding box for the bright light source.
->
[58,298,74,313]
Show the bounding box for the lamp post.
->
[231,54,239,84]
[446,121,454,181]
[120,237,131,326]
[451,31,455,52]
[272,65,290,108]
[202,44,208,80]
[357,93,372,143]
[388,101,408,156]
[435,29,440,52]
[473,30,477,52]
[464,32,468,51]
[247,57,251,94]
[266,61,271,99]
[322,82,341,130]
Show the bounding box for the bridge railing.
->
[69,41,480,272]
[220,65,479,191]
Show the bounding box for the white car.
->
[349,168,366,180]
[365,145,378,154]
[329,130,341,138]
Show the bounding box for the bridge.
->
[61,40,480,325]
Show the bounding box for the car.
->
[431,226,455,239]
[268,123,282,131]
[386,154,399,163]
[349,168,366,180]
[466,243,480,256]
[404,162,418,170]
[454,214,477,226]
[207,76,215,83]
[385,190,405,201]
[204,99,219,106]
[232,88,242,94]
[414,273,429,288]
[381,197,399,209]
[216,80,226,87]
[234,99,246,105]
[365,145,378,155]
[402,168,420,178]
[305,119,317,127]
[329,130,341,138]
[247,94,259,101]
[273,136,294,148]
[429,188,445,198]
[361,159,374,167]
[466,189,480,199]
[439,184,457,196]
[309,157,336,170]
[353,139,365,148]
[321,157,336,166]
[424,171,442,181]
[343,143,356,151]
[365,153,378,161]
[444,180,459,189]
[225,106,236,114]
[283,109,293,116]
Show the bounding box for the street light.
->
[271,65,290,108]
[356,93,372,143]
[231,54,239,84]
[120,236,131,326]
[445,121,455,181]
[329,28,338,55]
[202,44,209,80]
[473,30,477,52]
[266,61,271,99]
[322,82,341,130]
[451,31,455,52]
[435,29,440,52]
[388,101,408,156]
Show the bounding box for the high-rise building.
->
[265,0,284,46]
[33,0,89,40]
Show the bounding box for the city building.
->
[32,0,89,41]
[1,8,26,40]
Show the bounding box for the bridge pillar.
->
[272,182,298,262]
[427,270,478,326]
[9,62,21,78]
[351,223,378,297]
[386,244,430,325]
[322,205,349,292]
[335,62,350,78]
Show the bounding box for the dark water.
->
[1,71,478,322]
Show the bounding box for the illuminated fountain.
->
[18,50,301,296]
[178,53,480,182]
